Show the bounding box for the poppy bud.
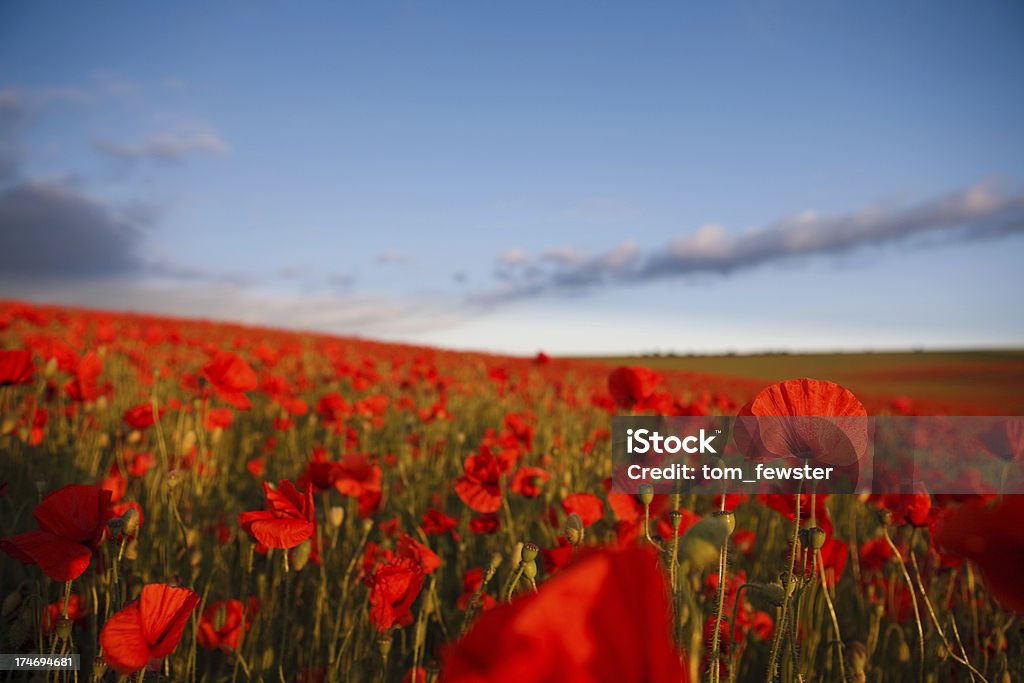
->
[522,560,537,580]
[638,484,654,505]
[712,510,735,536]
[799,526,827,550]
[565,513,584,546]
[749,582,786,607]
[97,433,111,448]
[521,543,539,563]
[167,469,186,489]
[44,357,58,378]
[488,553,502,572]
[56,616,73,640]
[680,516,730,570]
[1,591,21,618]
[876,508,893,527]
[124,539,139,561]
[34,474,48,495]
[1,417,15,434]
[291,539,313,572]
[95,396,108,413]
[897,640,911,662]
[107,517,125,540]
[121,507,140,537]
[181,430,197,452]
[127,430,142,445]
[328,506,345,528]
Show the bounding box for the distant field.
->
[578,350,1024,414]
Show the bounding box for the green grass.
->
[576,349,1024,414]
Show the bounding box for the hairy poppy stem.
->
[882,526,923,683]
[766,480,802,683]
[816,548,847,683]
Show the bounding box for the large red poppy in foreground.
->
[100,583,200,674]
[0,484,111,581]
[442,545,687,683]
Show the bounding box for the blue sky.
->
[1,1,1022,354]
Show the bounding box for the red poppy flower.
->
[122,404,165,430]
[607,366,662,409]
[935,496,1024,615]
[42,593,88,634]
[100,584,200,674]
[367,557,425,632]
[561,493,605,527]
[443,545,688,683]
[469,514,500,535]
[0,484,111,580]
[457,568,496,611]
[238,480,315,549]
[202,352,257,410]
[738,379,868,467]
[0,349,34,386]
[198,598,258,652]
[510,466,549,498]
[421,508,459,540]
[65,351,109,402]
[456,450,504,513]
[397,533,442,574]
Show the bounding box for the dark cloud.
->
[478,181,1024,303]
[0,179,150,278]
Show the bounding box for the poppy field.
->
[0,299,1021,683]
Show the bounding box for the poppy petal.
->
[139,584,200,659]
[101,602,150,674]
[0,530,92,581]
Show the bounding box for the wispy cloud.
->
[477,180,1024,303]
[93,127,229,163]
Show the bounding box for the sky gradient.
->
[2,1,1023,354]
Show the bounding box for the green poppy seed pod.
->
[328,505,345,528]
[876,508,893,527]
[807,526,827,550]
[121,507,140,537]
[56,616,72,640]
[669,509,684,531]
[107,517,125,540]
[712,510,735,536]
[638,484,654,505]
[680,516,730,570]
[378,635,393,659]
[91,657,107,681]
[565,512,584,546]
[521,542,539,563]
[522,559,538,580]
[291,539,313,572]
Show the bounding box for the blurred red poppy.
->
[198,597,258,652]
[607,366,662,409]
[935,496,1024,615]
[0,349,34,386]
[100,583,200,674]
[443,545,687,682]
[0,484,111,580]
[202,352,258,410]
[122,403,165,430]
[510,466,549,498]
[561,493,605,527]
[397,533,442,574]
[456,450,504,513]
[238,480,315,549]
